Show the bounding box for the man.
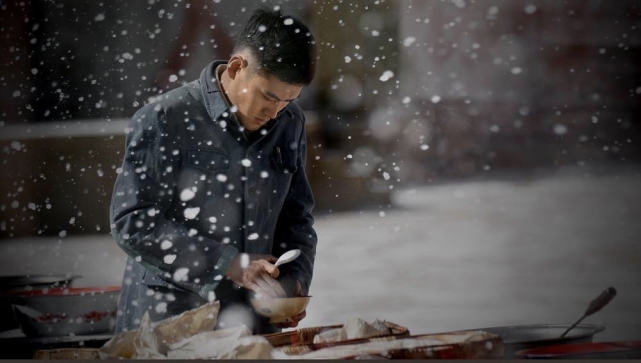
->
[110,8,317,334]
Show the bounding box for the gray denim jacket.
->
[110,60,317,328]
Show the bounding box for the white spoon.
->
[274,249,301,267]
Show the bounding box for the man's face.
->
[227,59,303,132]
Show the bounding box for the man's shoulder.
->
[150,80,202,111]
[133,81,204,119]
[129,80,205,130]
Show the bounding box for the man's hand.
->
[226,255,307,326]
[225,253,280,290]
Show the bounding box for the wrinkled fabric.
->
[110,60,317,334]
[100,302,272,359]
[167,325,273,359]
[313,318,390,344]
[294,331,496,359]
[100,301,220,359]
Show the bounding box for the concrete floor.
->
[2,163,640,341]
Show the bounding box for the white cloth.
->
[167,325,273,359]
[99,301,220,359]
[313,317,390,344]
[298,331,493,359]
[100,301,273,359]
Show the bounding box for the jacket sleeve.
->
[109,104,238,300]
[273,116,318,296]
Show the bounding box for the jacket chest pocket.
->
[180,148,231,199]
[264,145,298,209]
[270,145,299,175]
[184,149,230,173]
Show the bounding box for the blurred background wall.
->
[1,0,640,238]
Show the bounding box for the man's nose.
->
[265,105,280,120]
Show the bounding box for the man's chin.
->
[239,115,267,132]
[250,118,268,130]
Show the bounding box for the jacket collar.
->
[200,60,235,123]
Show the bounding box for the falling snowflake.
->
[10,141,23,151]
[183,207,200,220]
[524,4,537,14]
[173,267,189,282]
[241,159,252,167]
[180,188,196,201]
[161,240,173,250]
[379,70,394,82]
[487,6,499,20]
[402,36,416,47]
[240,253,250,269]
[164,254,177,264]
[553,124,568,135]
[155,302,167,314]
[247,233,259,240]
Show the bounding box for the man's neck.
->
[217,64,233,107]
[217,64,255,134]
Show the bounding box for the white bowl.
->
[249,296,311,323]
[9,286,120,337]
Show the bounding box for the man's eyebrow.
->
[264,90,298,102]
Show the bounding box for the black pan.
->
[0,275,80,332]
[475,323,605,358]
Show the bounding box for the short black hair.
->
[234,8,316,85]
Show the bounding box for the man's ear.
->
[227,55,246,80]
